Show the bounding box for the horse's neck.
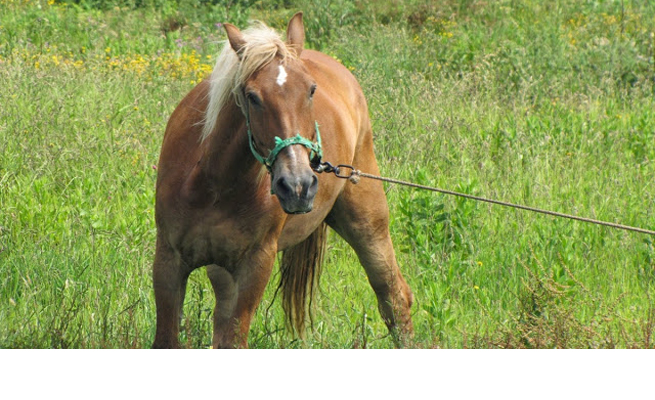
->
[200,101,263,187]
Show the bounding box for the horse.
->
[152,12,413,348]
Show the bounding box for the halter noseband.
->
[245,116,323,172]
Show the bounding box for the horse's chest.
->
[173,206,278,268]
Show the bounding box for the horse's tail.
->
[278,222,328,336]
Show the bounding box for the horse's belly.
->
[278,217,322,251]
[277,182,341,250]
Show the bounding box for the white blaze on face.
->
[276,65,288,86]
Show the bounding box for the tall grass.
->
[1,0,654,348]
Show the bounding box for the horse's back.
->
[302,49,363,97]
[302,49,369,128]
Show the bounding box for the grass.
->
[1,0,654,348]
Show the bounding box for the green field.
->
[1,0,654,348]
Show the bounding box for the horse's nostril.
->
[308,174,318,195]
[275,176,293,197]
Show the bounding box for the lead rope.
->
[313,162,655,236]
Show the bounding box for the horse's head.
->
[224,13,319,214]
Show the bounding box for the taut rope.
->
[314,162,655,236]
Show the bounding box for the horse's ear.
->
[224,23,246,57]
[286,12,305,56]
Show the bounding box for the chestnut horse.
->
[153,12,413,348]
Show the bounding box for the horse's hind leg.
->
[326,175,414,346]
[152,238,190,349]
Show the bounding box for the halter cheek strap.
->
[246,118,323,171]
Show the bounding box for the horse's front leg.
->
[152,238,191,349]
[206,246,276,348]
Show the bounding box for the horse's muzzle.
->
[271,171,318,214]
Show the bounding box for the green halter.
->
[246,118,323,171]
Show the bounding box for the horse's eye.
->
[309,85,317,99]
[247,92,262,106]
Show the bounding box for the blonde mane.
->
[201,22,298,142]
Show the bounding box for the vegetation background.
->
[1,0,654,348]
